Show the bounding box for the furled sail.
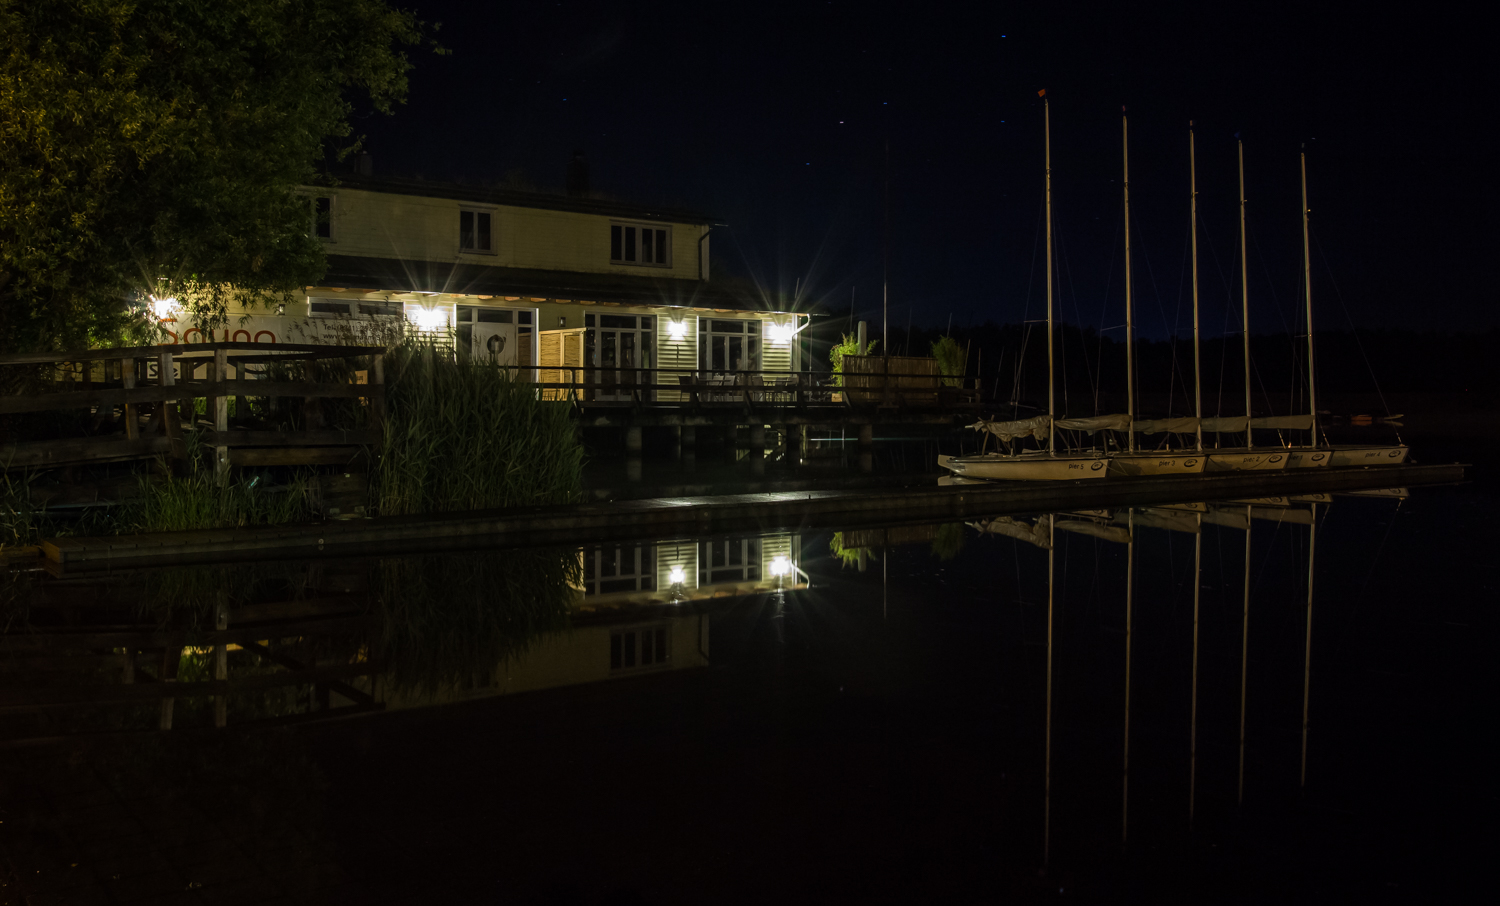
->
[968,516,1051,549]
[1201,416,1249,433]
[1133,416,1200,435]
[1056,414,1131,432]
[966,416,1050,443]
[1248,414,1314,430]
[1054,519,1131,544]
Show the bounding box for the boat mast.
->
[1238,139,1253,449]
[1123,110,1136,453]
[1190,124,1203,452]
[1045,93,1056,456]
[1301,149,1319,445]
[1300,503,1317,787]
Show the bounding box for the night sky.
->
[356,2,1493,338]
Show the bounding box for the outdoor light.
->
[410,306,447,332]
[149,295,179,319]
[767,321,795,345]
[668,566,686,585]
[769,555,791,578]
[668,319,687,340]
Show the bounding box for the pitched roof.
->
[316,255,792,314]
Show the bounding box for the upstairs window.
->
[459,209,494,253]
[310,196,334,240]
[611,223,670,267]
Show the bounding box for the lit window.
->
[610,222,671,267]
[610,625,670,671]
[459,209,494,253]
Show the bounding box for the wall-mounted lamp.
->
[149,295,179,320]
[559,315,567,328]
[409,306,447,332]
[668,565,686,585]
[668,319,688,340]
[769,555,791,578]
[767,321,796,345]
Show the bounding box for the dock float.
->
[40,462,1465,568]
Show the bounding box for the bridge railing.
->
[0,342,385,474]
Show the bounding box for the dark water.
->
[2,443,1491,904]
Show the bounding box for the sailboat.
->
[1284,149,1408,468]
[940,93,1112,481]
[1204,137,1297,471]
[1110,114,1207,477]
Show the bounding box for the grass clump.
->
[130,434,317,533]
[374,336,583,516]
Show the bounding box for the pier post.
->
[624,425,643,453]
[858,424,874,447]
[749,424,766,450]
[681,426,696,448]
[213,348,230,486]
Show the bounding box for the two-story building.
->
[169,175,809,398]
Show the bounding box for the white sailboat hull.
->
[1107,451,1207,477]
[1285,449,1331,468]
[1327,445,1409,467]
[939,452,1110,481]
[1205,449,1288,472]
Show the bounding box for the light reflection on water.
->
[0,479,1489,901]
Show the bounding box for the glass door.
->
[588,314,653,402]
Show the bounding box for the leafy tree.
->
[0,0,437,353]
[931,335,964,387]
[828,332,877,386]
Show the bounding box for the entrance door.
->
[458,307,519,371]
[588,314,653,401]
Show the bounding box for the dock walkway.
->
[39,462,1464,567]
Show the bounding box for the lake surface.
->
[2,437,1490,903]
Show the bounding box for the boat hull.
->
[1205,449,1287,472]
[939,453,1109,481]
[1107,451,1207,477]
[1285,449,1331,468]
[1327,445,1409,467]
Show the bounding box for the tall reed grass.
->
[374,337,583,515]
[129,433,317,533]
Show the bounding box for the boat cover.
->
[968,516,1051,549]
[965,416,1050,442]
[1056,414,1131,432]
[1133,416,1200,434]
[1054,519,1132,544]
[1249,414,1315,430]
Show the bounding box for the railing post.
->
[370,352,386,434]
[122,357,139,441]
[213,347,230,485]
[159,351,185,465]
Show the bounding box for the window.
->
[308,298,401,319]
[310,196,334,240]
[459,209,494,253]
[699,538,761,585]
[699,319,761,374]
[610,625,670,671]
[583,544,657,595]
[610,223,670,267]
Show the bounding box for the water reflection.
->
[3,481,1481,900]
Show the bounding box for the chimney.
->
[355,152,374,177]
[566,150,589,197]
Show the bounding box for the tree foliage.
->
[0,0,435,352]
[930,335,964,387]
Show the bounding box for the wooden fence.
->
[0,342,385,476]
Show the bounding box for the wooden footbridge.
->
[1,344,984,471]
[0,341,386,476]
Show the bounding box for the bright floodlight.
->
[668,320,688,340]
[668,566,686,585]
[410,306,447,332]
[769,555,791,578]
[149,295,178,319]
[767,321,795,344]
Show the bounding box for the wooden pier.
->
[38,462,1463,567]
